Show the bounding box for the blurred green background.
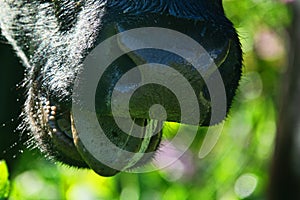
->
[0,0,292,199]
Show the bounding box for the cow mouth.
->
[28,92,163,176]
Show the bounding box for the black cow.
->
[0,0,242,176]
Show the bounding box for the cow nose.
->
[93,27,231,126]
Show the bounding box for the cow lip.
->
[69,113,120,176]
[41,99,163,176]
[70,112,163,177]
